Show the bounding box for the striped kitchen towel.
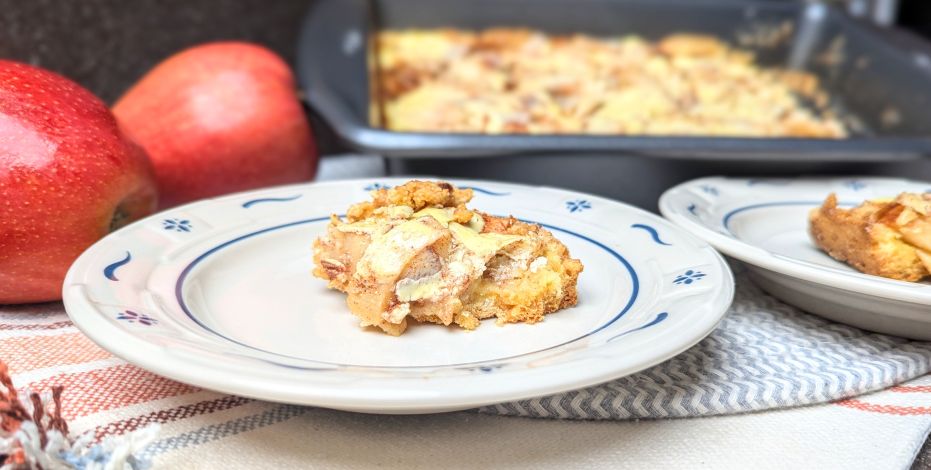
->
[481,278,931,419]
[2,339,930,469]
[2,277,931,468]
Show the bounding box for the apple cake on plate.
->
[810,192,931,281]
[313,181,584,335]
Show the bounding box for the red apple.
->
[0,61,158,304]
[113,42,318,208]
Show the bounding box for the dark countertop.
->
[915,439,931,470]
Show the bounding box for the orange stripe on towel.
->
[0,333,112,373]
[26,364,200,419]
[0,321,73,331]
[835,399,931,416]
[889,385,931,394]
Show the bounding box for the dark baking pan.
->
[297,0,931,162]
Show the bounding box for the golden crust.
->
[346,180,473,222]
[376,29,847,138]
[313,181,583,335]
[809,193,931,281]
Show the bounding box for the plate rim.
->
[659,175,931,305]
[64,177,735,412]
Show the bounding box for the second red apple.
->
[113,42,317,208]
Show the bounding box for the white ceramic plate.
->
[63,178,733,414]
[660,176,931,340]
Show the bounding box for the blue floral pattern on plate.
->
[700,185,719,196]
[163,218,192,232]
[674,270,706,285]
[566,199,592,213]
[458,364,506,374]
[364,183,391,191]
[116,310,158,326]
[844,180,866,191]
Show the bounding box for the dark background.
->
[0,0,309,103]
[899,0,931,38]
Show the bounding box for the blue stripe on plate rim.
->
[721,200,857,236]
[171,216,642,372]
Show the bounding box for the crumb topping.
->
[376,29,847,138]
[347,180,474,222]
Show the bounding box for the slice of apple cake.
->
[313,180,583,335]
[809,192,931,281]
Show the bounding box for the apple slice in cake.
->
[312,181,583,335]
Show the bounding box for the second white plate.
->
[660,176,931,340]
